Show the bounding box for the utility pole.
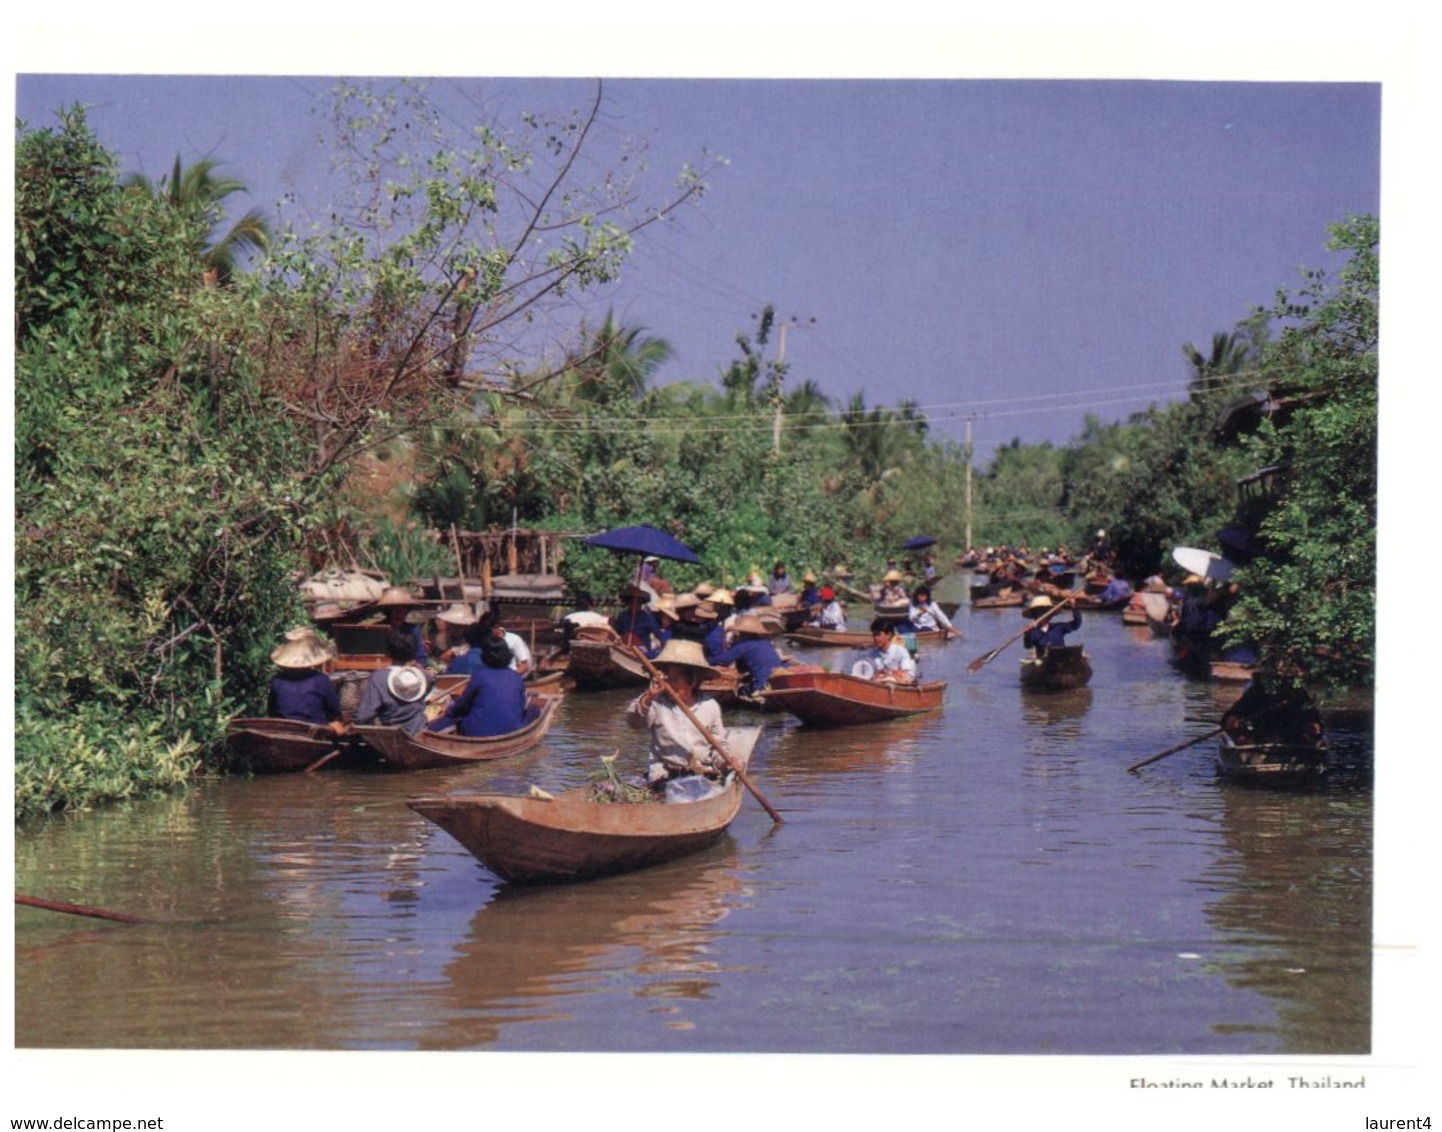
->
[964,414,975,552]
[772,315,815,454]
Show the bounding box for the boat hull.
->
[1216,733,1328,787]
[353,693,562,771]
[1019,645,1093,690]
[784,626,947,649]
[225,718,344,773]
[761,669,946,725]
[409,781,744,884]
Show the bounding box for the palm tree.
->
[125,156,271,284]
[573,311,675,404]
[1183,330,1252,397]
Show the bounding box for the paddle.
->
[16,894,147,925]
[1125,726,1225,773]
[967,594,1077,674]
[622,643,785,824]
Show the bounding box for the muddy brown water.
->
[14,607,1374,1054]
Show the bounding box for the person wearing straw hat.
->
[352,629,435,735]
[667,592,710,644]
[797,570,821,609]
[612,582,663,651]
[643,593,680,658]
[1021,593,1082,656]
[376,585,429,667]
[701,588,736,663]
[267,628,347,734]
[710,613,799,700]
[435,602,477,669]
[627,639,732,786]
[877,568,909,608]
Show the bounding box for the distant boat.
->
[566,637,650,690]
[761,669,946,725]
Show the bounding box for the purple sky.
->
[14,74,1379,461]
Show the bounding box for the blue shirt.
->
[710,637,789,692]
[702,621,730,664]
[1024,611,1082,651]
[445,647,483,676]
[613,606,661,647]
[437,664,528,737]
[268,670,343,725]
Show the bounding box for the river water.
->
[14,605,1375,1064]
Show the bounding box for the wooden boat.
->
[225,717,346,773]
[353,693,562,771]
[1215,732,1328,787]
[784,625,947,649]
[566,636,650,690]
[1121,594,1149,626]
[972,589,1025,609]
[407,728,762,884]
[1210,659,1255,683]
[1019,645,1093,690]
[761,669,946,725]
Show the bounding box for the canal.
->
[15,604,1374,1059]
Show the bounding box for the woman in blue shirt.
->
[267,628,346,733]
[431,636,528,737]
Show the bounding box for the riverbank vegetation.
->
[14,84,1378,816]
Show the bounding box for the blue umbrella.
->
[583,523,702,565]
[902,536,937,551]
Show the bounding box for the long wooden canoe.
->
[226,718,346,773]
[1019,645,1093,690]
[1216,732,1328,787]
[761,669,946,725]
[784,625,948,649]
[353,693,562,771]
[408,728,762,884]
[972,590,1025,609]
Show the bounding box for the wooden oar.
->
[622,644,784,824]
[967,593,1076,673]
[16,894,147,925]
[1126,726,1225,773]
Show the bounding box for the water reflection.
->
[419,856,746,1049]
[1200,783,1373,1052]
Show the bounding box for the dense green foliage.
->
[15,108,331,816]
[15,87,1377,817]
[1219,216,1378,688]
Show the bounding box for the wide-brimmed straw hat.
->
[654,594,678,620]
[674,592,701,612]
[732,614,776,637]
[1182,573,1206,587]
[882,568,904,583]
[651,638,720,681]
[386,665,429,703]
[801,570,817,583]
[377,586,420,609]
[708,588,735,606]
[436,603,477,625]
[1024,594,1056,615]
[832,564,853,579]
[271,628,335,669]
[692,581,716,598]
[695,601,720,620]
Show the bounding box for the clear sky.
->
[13,72,1380,461]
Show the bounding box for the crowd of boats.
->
[226,531,1331,887]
